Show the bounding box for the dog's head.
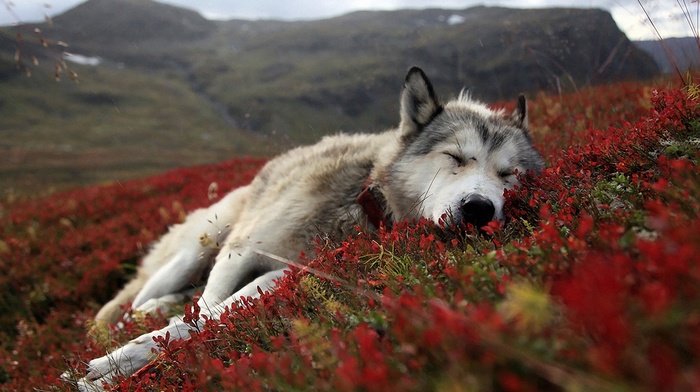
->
[378,67,543,228]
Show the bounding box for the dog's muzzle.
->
[460,195,495,229]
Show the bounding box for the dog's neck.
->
[356,179,391,230]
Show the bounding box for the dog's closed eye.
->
[443,152,464,166]
[497,169,516,179]
[443,152,477,167]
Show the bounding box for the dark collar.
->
[356,179,391,230]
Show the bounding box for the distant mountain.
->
[49,0,216,52]
[3,0,660,145]
[634,37,699,74]
[200,6,659,140]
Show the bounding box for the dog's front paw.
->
[61,369,106,392]
[133,293,185,317]
[80,332,158,388]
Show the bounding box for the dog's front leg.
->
[75,268,288,391]
[200,267,288,319]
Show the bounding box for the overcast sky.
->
[1,0,695,40]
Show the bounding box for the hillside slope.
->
[199,6,657,141]
[37,1,659,139]
[0,1,660,195]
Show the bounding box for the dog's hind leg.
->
[93,274,149,324]
[93,186,249,324]
[77,268,288,390]
[130,245,205,310]
[93,231,210,325]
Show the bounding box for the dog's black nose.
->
[460,196,495,229]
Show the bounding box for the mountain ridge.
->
[0,0,663,194]
[2,1,663,139]
[50,0,216,48]
[634,37,699,74]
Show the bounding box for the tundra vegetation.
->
[1,76,699,390]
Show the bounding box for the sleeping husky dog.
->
[73,67,543,389]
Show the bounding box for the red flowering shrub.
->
[1,78,699,391]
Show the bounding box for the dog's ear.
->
[509,94,528,129]
[400,67,442,134]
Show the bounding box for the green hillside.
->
[0,0,660,196]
